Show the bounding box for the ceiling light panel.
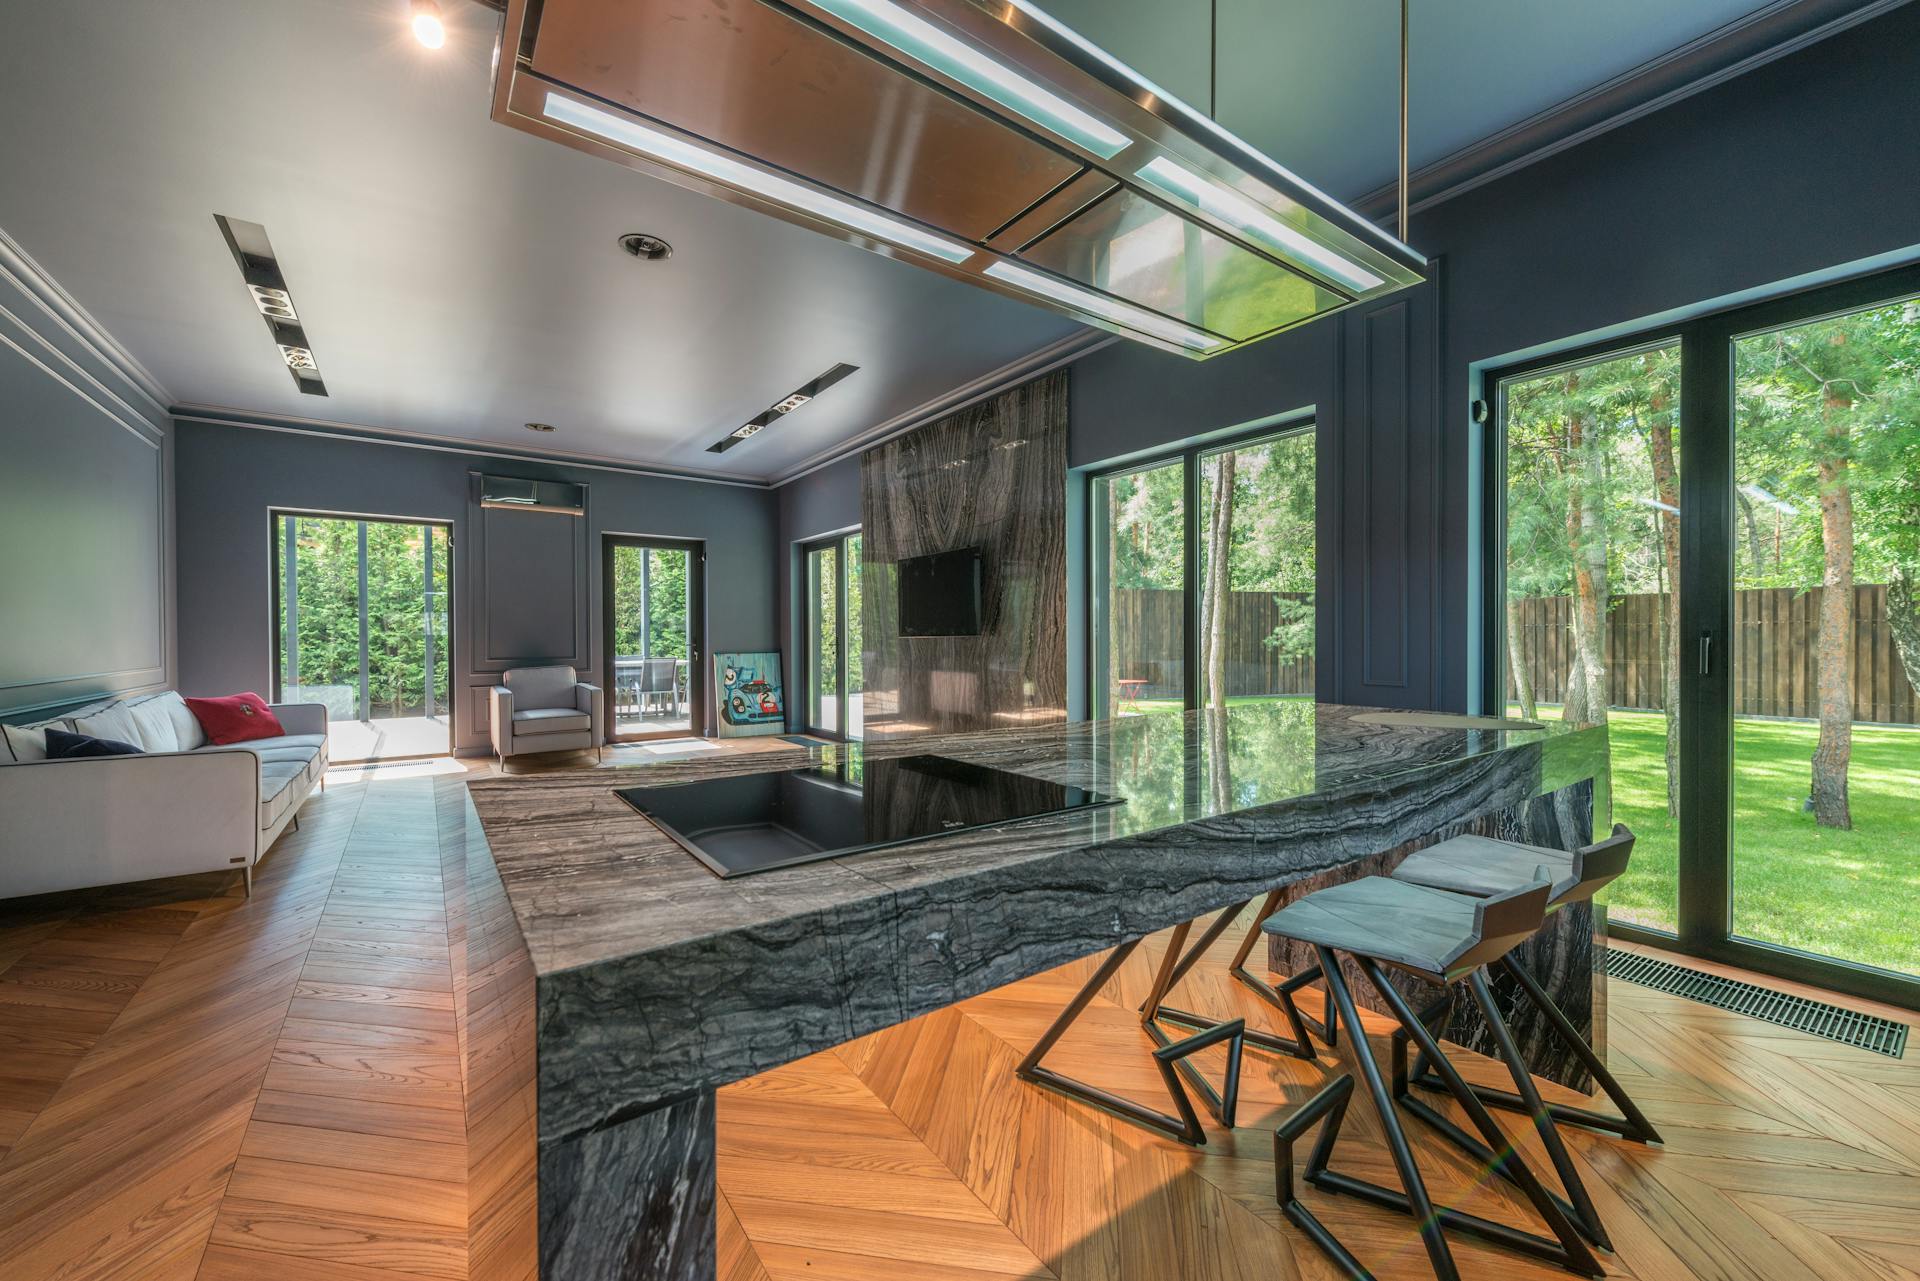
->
[803,0,1129,158]
[494,1,1427,360]
[709,363,859,454]
[214,214,327,396]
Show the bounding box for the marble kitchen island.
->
[455,701,1608,1281]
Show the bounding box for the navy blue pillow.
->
[45,727,144,759]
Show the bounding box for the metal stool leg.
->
[1147,898,1319,1061]
[1406,954,1661,1144]
[1018,929,1247,1146]
[1356,959,1605,1278]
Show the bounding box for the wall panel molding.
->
[0,225,173,719]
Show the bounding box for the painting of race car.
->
[712,652,786,737]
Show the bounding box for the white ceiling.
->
[0,0,1795,482]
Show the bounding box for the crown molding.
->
[169,405,776,489]
[0,225,173,421]
[769,330,1113,487]
[1353,0,1911,222]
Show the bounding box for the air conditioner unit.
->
[479,475,586,515]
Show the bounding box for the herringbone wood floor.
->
[1,767,1915,1279]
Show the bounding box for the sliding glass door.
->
[1489,262,1920,1007]
[273,513,451,763]
[803,531,862,739]
[605,537,705,742]
[1089,424,1315,718]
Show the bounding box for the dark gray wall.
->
[772,3,1920,716]
[0,240,174,720]
[172,422,779,752]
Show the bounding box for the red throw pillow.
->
[184,692,286,745]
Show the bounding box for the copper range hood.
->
[488,0,1427,359]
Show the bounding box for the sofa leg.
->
[244,864,253,897]
[292,813,300,833]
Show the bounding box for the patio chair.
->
[639,658,679,719]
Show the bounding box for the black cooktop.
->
[613,753,1121,879]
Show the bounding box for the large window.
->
[1488,263,1920,1009]
[605,537,704,742]
[803,531,862,739]
[273,513,451,763]
[1090,425,1315,718]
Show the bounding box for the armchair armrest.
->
[490,685,514,756]
[267,702,329,739]
[575,682,604,746]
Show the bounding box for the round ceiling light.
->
[411,0,446,49]
[618,233,673,261]
[525,422,555,433]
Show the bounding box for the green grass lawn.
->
[1605,708,1920,976]
[1126,695,1919,976]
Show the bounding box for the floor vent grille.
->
[1605,950,1908,1058]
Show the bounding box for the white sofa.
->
[0,691,329,899]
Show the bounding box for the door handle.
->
[1698,631,1714,677]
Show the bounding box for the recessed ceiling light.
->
[214,214,328,397]
[709,363,859,454]
[619,233,673,261]
[411,0,446,49]
[525,422,556,433]
[543,93,972,266]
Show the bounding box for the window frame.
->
[1480,259,1920,1013]
[800,529,860,740]
[1084,420,1317,719]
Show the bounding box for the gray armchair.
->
[490,665,603,763]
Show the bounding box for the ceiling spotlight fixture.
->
[709,363,859,454]
[618,232,673,261]
[411,0,446,49]
[543,94,973,266]
[525,421,556,433]
[214,214,328,397]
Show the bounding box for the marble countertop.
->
[465,701,1603,980]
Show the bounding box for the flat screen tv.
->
[897,547,984,637]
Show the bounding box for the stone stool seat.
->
[1262,876,1603,1281]
[1386,823,1659,1258]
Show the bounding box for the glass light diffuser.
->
[984,261,1222,351]
[1134,156,1384,294]
[807,0,1129,159]
[543,93,974,265]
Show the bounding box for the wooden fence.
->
[1508,585,1917,724]
[1109,589,1315,700]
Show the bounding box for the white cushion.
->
[2,723,49,763]
[71,702,142,749]
[153,692,206,752]
[513,706,590,734]
[125,695,181,753]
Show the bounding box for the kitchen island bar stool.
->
[1388,824,1660,1252]
[1017,918,1249,1146]
[1262,877,1605,1281]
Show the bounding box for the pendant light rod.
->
[1399,0,1410,242]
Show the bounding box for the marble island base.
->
[454,703,1610,1281]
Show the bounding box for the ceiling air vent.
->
[214,215,328,396]
[479,475,587,515]
[489,0,1426,359]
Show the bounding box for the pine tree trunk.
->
[1203,453,1237,712]
[1890,565,1920,705]
[1647,376,1682,817]
[1506,596,1538,721]
[1811,384,1854,829]
[1563,392,1610,725]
